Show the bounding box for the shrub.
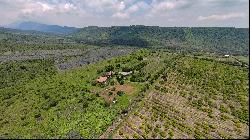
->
[117,91,125,96]
[108,92,113,96]
[120,80,125,85]
[3,92,16,100]
[156,124,160,128]
[42,99,58,110]
[110,80,115,86]
[219,104,229,113]
[97,69,103,74]
[160,131,167,138]
[220,114,230,121]
[152,132,157,138]
[138,92,145,98]
[95,93,100,97]
[66,130,83,139]
[160,87,167,93]
[159,80,165,85]
[105,65,114,72]
[111,87,116,91]
[140,86,147,92]
[124,134,129,139]
[134,111,139,116]
[119,130,123,136]
[147,124,153,130]
[121,109,128,114]
[155,85,161,90]
[91,81,97,86]
[133,133,140,139]
[116,64,121,68]
[122,66,132,72]
[117,76,124,85]
[137,56,143,61]
[142,133,148,139]
[34,113,41,119]
[82,102,88,108]
[154,127,160,133]
[169,130,174,139]
[194,129,204,139]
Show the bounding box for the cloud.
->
[147,0,194,17]
[0,0,248,27]
[112,12,130,19]
[63,3,77,11]
[112,1,149,19]
[21,2,54,14]
[80,0,125,13]
[18,0,78,15]
[199,0,248,7]
[198,12,246,21]
[150,0,179,14]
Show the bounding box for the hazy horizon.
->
[0,0,249,28]
[2,21,250,29]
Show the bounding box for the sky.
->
[0,0,249,28]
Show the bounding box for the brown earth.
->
[99,84,135,104]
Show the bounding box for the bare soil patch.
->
[99,84,135,103]
[115,84,134,94]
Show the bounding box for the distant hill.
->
[0,24,249,55]
[0,27,79,54]
[0,27,61,36]
[6,21,79,35]
[0,27,64,42]
[69,26,249,55]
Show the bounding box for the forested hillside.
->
[0,26,249,56]
[0,27,68,44]
[0,27,79,54]
[69,26,249,55]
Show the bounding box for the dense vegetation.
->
[69,26,249,55]
[0,50,248,139]
[0,27,89,54]
[0,25,249,139]
[0,26,248,56]
[0,50,148,138]
[0,59,56,89]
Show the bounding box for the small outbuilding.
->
[104,71,114,77]
[119,71,133,76]
[96,71,114,83]
[97,76,108,83]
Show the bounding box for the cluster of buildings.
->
[96,71,114,83]
[96,71,133,83]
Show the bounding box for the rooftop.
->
[119,71,133,76]
[97,76,108,83]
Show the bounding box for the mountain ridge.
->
[5,21,79,35]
